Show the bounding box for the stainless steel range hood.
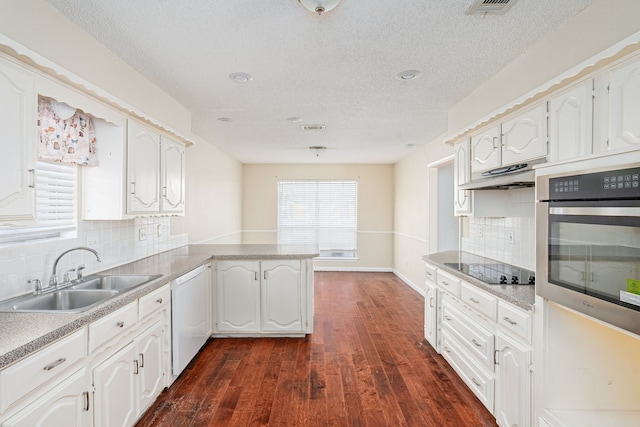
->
[459,159,544,190]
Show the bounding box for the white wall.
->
[242,164,394,271]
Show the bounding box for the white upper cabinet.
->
[471,125,501,174]
[160,137,185,214]
[0,56,36,224]
[549,80,593,162]
[501,103,548,166]
[127,121,162,214]
[607,55,640,151]
[454,139,472,216]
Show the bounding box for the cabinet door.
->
[495,333,531,427]
[161,137,185,214]
[471,125,501,174]
[454,139,472,216]
[501,103,548,165]
[93,341,137,427]
[261,260,303,333]
[1,369,89,427]
[608,56,640,150]
[136,319,164,414]
[549,80,593,162]
[0,57,36,223]
[215,261,261,333]
[127,121,160,214]
[424,279,438,349]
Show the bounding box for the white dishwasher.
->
[171,265,209,382]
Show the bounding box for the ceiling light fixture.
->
[298,0,342,15]
[396,70,421,81]
[309,146,327,157]
[228,72,252,83]
[287,117,303,123]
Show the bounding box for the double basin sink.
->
[0,274,161,313]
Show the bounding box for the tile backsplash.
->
[0,217,187,302]
[461,188,536,270]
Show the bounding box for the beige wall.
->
[0,0,243,246]
[242,164,394,270]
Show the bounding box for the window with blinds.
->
[0,161,76,244]
[277,180,357,259]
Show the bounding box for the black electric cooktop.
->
[444,261,535,285]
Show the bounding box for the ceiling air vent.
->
[301,124,326,131]
[466,0,518,15]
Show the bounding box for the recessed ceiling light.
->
[217,117,233,122]
[228,72,252,83]
[396,70,421,81]
[287,117,303,123]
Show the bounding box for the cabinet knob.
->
[156,298,163,304]
[502,317,517,325]
[117,321,125,328]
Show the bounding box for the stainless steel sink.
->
[0,289,118,313]
[0,274,162,313]
[70,274,161,291]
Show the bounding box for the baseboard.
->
[313,266,393,273]
[392,269,425,297]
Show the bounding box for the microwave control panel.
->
[549,166,640,200]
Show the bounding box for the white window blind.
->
[277,180,357,257]
[0,161,76,244]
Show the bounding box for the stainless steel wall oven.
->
[537,159,640,336]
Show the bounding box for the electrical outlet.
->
[86,233,99,248]
[478,226,483,237]
[508,230,515,244]
[138,228,147,241]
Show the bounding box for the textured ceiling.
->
[44,0,593,164]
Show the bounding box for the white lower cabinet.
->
[93,318,164,427]
[495,333,531,427]
[1,368,89,427]
[214,259,312,336]
[425,261,533,427]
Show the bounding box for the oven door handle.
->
[549,206,640,216]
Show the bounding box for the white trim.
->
[241,229,394,235]
[193,230,243,244]
[393,232,428,245]
[443,30,640,144]
[427,153,455,168]
[393,269,425,297]
[313,266,392,273]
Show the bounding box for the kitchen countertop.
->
[422,251,535,311]
[0,244,319,369]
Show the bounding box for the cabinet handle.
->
[117,321,125,328]
[264,271,268,280]
[444,346,451,354]
[429,297,434,308]
[469,297,480,304]
[130,181,136,195]
[471,339,481,347]
[28,169,36,188]
[162,186,167,197]
[254,272,258,281]
[492,136,498,149]
[442,281,449,286]
[426,271,433,277]
[471,377,482,387]
[156,298,163,304]
[502,317,517,325]
[494,349,500,365]
[444,315,452,321]
[83,391,90,411]
[139,353,145,368]
[43,357,66,371]
[134,359,139,375]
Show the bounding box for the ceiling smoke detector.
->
[301,124,326,131]
[466,0,518,15]
[298,0,342,15]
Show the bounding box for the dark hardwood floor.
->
[136,272,497,427]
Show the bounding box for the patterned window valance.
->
[38,96,98,166]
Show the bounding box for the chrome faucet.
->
[49,247,101,288]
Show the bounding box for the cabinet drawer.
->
[498,301,532,344]
[0,328,86,412]
[441,330,494,413]
[424,263,437,283]
[89,302,138,353]
[461,282,497,321]
[436,270,461,298]
[442,299,495,369]
[139,284,170,320]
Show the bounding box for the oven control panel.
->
[549,166,640,200]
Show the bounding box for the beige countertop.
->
[422,251,535,311]
[0,244,318,369]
